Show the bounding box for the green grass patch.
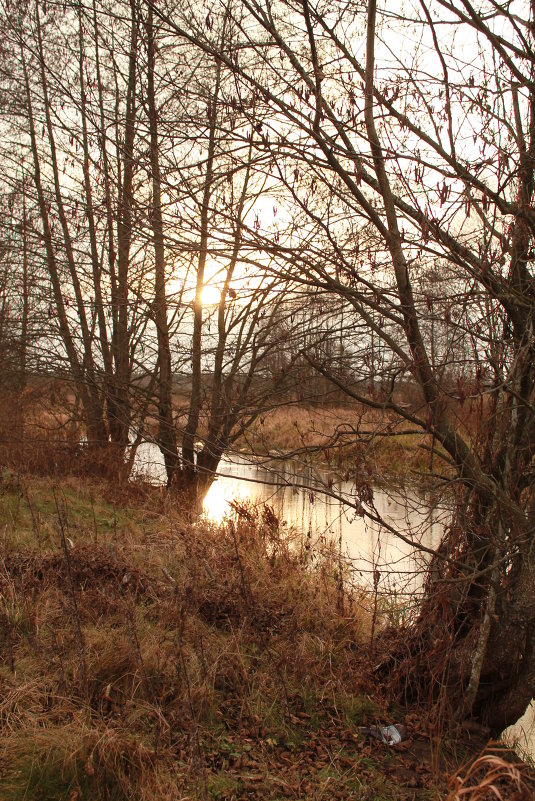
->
[1,749,126,801]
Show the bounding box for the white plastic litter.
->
[361,724,407,745]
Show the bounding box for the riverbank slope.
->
[236,405,455,482]
[0,475,532,800]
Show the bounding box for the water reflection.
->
[203,456,445,595]
[202,467,257,519]
[133,444,446,595]
[133,442,535,756]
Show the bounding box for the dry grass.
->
[447,750,532,800]
[0,382,456,484]
[0,476,384,800]
[240,405,452,480]
[1,476,531,800]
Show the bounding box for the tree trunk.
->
[112,0,138,449]
[145,3,180,486]
[181,61,220,474]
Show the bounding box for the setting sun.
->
[201,284,221,306]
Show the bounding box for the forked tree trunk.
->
[398,496,535,734]
[181,61,221,475]
[361,0,535,732]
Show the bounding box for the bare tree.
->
[144,0,180,482]
[0,0,304,492]
[134,4,305,493]
[151,0,535,731]
[2,0,162,473]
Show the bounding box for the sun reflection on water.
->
[202,476,254,522]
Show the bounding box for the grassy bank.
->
[0,383,455,484]
[239,405,453,483]
[0,475,531,800]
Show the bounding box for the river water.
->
[132,441,535,754]
[134,443,445,597]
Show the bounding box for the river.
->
[132,441,535,755]
[133,443,446,597]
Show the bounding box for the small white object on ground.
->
[362,724,407,745]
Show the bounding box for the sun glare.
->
[203,477,253,522]
[201,284,221,306]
